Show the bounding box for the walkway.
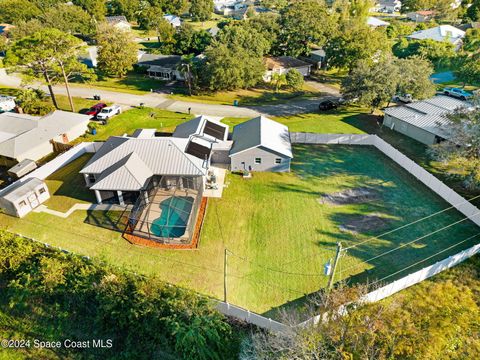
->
[33,203,131,218]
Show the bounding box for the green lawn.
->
[168,84,322,106]
[77,107,194,142]
[43,154,95,212]
[1,145,478,316]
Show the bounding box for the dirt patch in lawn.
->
[319,187,380,206]
[339,213,391,234]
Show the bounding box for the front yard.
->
[1,145,477,316]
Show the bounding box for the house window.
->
[88,174,96,183]
[255,158,262,164]
[275,158,282,164]
[39,187,46,194]
[18,200,27,207]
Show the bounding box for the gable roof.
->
[408,25,465,44]
[0,111,90,160]
[384,95,470,139]
[164,14,181,27]
[137,54,182,68]
[229,116,293,158]
[173,116,229,142]
[81,136,208,179]
[367,17,390,27]
[90,152,153,191]
[0,177,45,202]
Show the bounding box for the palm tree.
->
[177,54,195,96]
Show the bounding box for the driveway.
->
[0,69,330,117]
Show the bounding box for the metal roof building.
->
[229,116,293,172]
[383,95,470,145]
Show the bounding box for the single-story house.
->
[383,95,470,145]
[407,25,466,50]
[8,159,37,179]
[0,111,90,162]
[367,16,390,28]
[229,116,293,172]
[0,177,49,218]
[263,56,312,82]
[137,54,184,81]
[164,14,181,28]
[406,10,436,23]
[105,16,131,31]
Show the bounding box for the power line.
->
[340,211,480,276]
[343,194,480,251]
[369,233,480,287]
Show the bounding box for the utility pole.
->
[224,248,229,302]
[327,242,342,291]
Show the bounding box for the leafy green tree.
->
[96,24,138,77]
[260,0,288,10]
[286,69,304,91]
[246,13,281,55]
[72,0,107,20]
[0,0,41,24]
[455,54,480,86]
[466,0,480,21]
[463,28,480,54]
[177,54,195,95]
[278,0,333,56]
[217,25,270,56]
[16,88,54,115]
[42,4,94,35]
[202,42,265,91]
[190,0,213,22]
[174,24,212,55]
[108,0,140,21]
[0,36,7,54]
[393,39,456,68]
[271,72,287,92]
[9,19,44,39]
[395,56,436,99]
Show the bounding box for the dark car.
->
[86,103,107,118]
[318,99,338,111]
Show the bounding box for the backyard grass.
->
[168,84,322,106]
[1,145,478,316]
[76,107,194,142]
[43,154,95,212]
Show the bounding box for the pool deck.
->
[203,166,227,198]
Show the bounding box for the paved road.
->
[0,69,336,117]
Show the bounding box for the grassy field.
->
[76,108,193,142]
[1,145,478,316]
[168,84,322,106]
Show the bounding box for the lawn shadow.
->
[84,209,129,233]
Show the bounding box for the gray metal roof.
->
[407,25,465,44]
[91,152,153,191]
[229,116,293,158]
[137,54,181,68]
[0,177,45,202]
[81,136,208,190]
[0,111,90,159]
[384,95,470,139]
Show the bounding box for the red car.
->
[86,103,107,118]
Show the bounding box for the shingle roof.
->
[0,111,90,159]
[265,56,311,70]
[384,95,470,139]
[81,136,208,190]
[105,16,129,24]
[137,54,182,68]
[229,116,293,158]
[408,25,465,44]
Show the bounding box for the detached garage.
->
[383,96,469,145]
[0,177,50,218]
[229,116,293,172]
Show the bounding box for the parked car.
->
[318,99,338,111]
[393,94,413,103]
[85,103,107,118]
[96,105,121,123]
[443,87,473,101]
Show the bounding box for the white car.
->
[96,105,121,122]
[393,94,413,103]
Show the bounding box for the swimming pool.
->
[150,196,194,238]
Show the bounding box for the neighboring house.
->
[173,115,229,142]
[137,54,184,81]
[0,177,50,218]
[0,23,14,37]
[303,49,326,69]
[406,10,436,23]
[407,25,466,50]
[0,111,90,162]
[208,26,220,37]
[372,0,401,13]
[383,95,470,145]
[164,14,181,28]
[105,16,132,31]
[229,116,293,172]
[81,46,144,68]
[367,16,390,28]
[263,56,312,82]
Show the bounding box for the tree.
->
[271,72,287,92]
[174,24,212,55]
[455,54,480,86]
[429,96,480,189]
[16,88,54,115]
[466,0,480,21]
[395,57,436,99]
[463,28,480,54]
[177,54,195,95]
[108,0,140,22]
[246,13,281,55]
[96,24,138,77]
[393,39,456,68]
[217,25,270,56]
[9,19,45,39]
[286,69,304,91]
[42,4,94,35]
[72,0,107,20]
[0,36,7,54]
[202,42,265,91]
[0,0,41,24]
[190,0,213,22]
[278,0,333,57]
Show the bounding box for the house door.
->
[27,193,39,208]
